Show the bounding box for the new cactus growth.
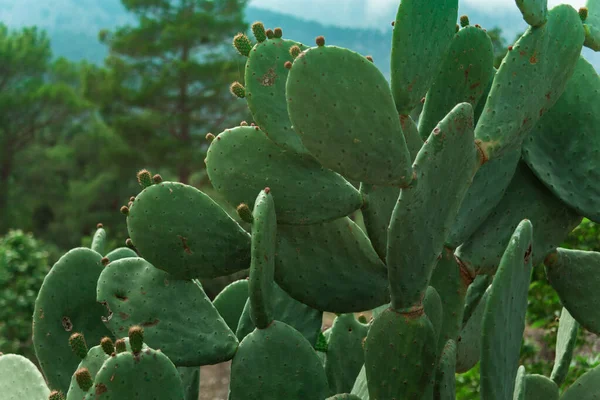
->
[8,0,600,398]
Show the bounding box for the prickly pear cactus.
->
[10,0,600,399]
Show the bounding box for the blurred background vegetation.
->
[0,0,598,398]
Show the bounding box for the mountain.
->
[0,0,597,73]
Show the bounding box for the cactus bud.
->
[120,205,129,215]
[115,338,127,353]
[289,45,301,59]
[456,23,460,32]
[366,55,374,63]
[230,81,246,98]
[100,337,114,355]
[315,36,325,47]
[475,24,481,28]
[129,325,144,353]
[128,201,133,208]
[579,7,588,21]
[137,169,153,188]
[284,61,292,69]
[101,257,110,266]
[129,196,135,202]
[75,368,93,392]
[69,333,88,359]
[391,21,395,26]
[152,174,162,184]
[264,187,271,194]
[96,223,103,229]
[49,390,65,400]
[236,203,254,223]
[240,121,248,126]
[125,238,134,248]
[460,15,470,27]
[251,21,267,42]
[206,133,215,142]
[273,27,283,38]
[266,29,274,39]
[233,33,252,57]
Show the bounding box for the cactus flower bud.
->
[120,206,129,215]
[284,61,292,69]
[137,169,153,188]
[273,27,283,38]
[101,257,110,266]
[316,36,325,47]
[152,174,162,184]
[100,336,115,355]
[251,21,267,42]
[289,45,301,59]
[266,29,274,39]
[115,338,127,353]
[236,203,254,223]
[129,196,135,202]
[233,33,252,57]
[206,133,215,142]
[579,7,588,22]
[230,82,246,99]
[125,238,134,248]
[69,333,88,359]
[460,15,470,27]
[366,55,374,63]
[49,390,65,400]
[75,368,93,392]
[96,223,103,229]
[129,325,144,353]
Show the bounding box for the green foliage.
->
[0,231,53,360]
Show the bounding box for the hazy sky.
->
[249,0,586,29]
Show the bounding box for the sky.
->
[249,0,587,30]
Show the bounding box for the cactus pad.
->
[516,0,548,26]
[91,225,107,255]
[435,340,457,400]
[522,57,600,223]
[104,247,137,262]
[456,286,489,373]
[480,220,533,400]
[545,248,600,335]
[550,307,579,386]
[387,103,480,309]
[390,0,459,114]
[33,248,111,392]
[274,217,389,312]
[561,364,600,400]
[358,183,400,261]
[524,374,559,400]
[206,126,363,225]
[126,181,251,279]
[286,44,412,186]
[213,279,249,333]
[583,0,600,51]
[0,354,50,400]
[96,257,238,366]
[229,321,330,399]
[475,4,585,160]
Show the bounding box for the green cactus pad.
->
[550,307,579,386]
[236,281,322,347]
[456,286,489,373]
[91,226,107,255]
[350,366,369,400]
[418,26,495,139]
[274,217,389,312]
[326,395,362,400]
[66,345,110,400]
[96,257,238,366]
[83,345,184,400]
[325,314,369,394]
[248,189,276,328]
[424,286,443,344]
[401,114,424,160]
[387,103,480,309]
[229,321,330,400]
[545,248,600,335]
[104,247,137,262]
[516,0,548,26]
[584,0,600,51]
[446,148,521,248]
[462,274,491,327]
[561,364,600,400]
[430,248,468,356]
[514,366,527,400]
[245,37,310,154]
[524,374,559,400]
[390,0,459,114]
[480,220,533,400]
[212,279,249,333]
[178,367,200,400]
[358,184,399,261]
[456,162,582,276]
[0,354,50,400]
[364,308,437,399]
[475,4,585,161]
[435,340,457,400]
[522,57,600,223]
[286,45,412,186]
[126,181,251,279]
[33,248,111,392]
[206,126,363,225]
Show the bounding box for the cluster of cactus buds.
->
[3,0,600,399]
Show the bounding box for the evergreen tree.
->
[90,0,250,184]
